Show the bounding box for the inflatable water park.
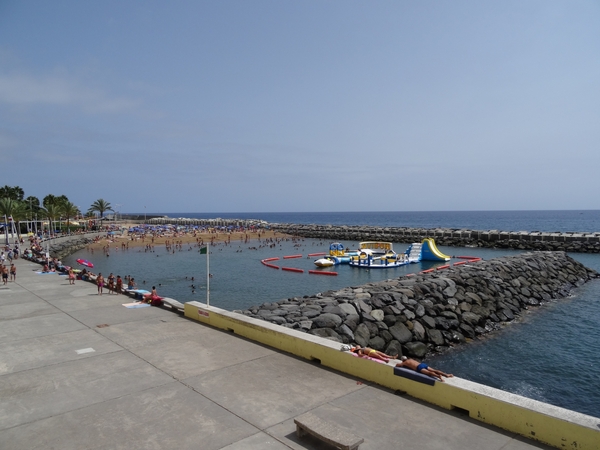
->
[313,242,358,267]
[314,239,451,269]
[260,239,473,277]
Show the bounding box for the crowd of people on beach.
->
[17,233,164,306]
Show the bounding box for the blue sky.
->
[1,1,599,213]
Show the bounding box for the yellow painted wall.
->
[185,302,599,449]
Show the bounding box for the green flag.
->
[199,246,207,254]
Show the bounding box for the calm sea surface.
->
[64,211,600,417]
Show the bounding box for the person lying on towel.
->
[395,356,454,382]
[351,346,398,363]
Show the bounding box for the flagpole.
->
[206,242,210,306]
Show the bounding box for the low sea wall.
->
[271,224,600,253]
[238,252,598,359]
[185,299,600,449]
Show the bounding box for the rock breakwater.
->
[271,224,600,253]
[43,233,106,259]
[239,252,598,358]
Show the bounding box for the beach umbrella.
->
[76,258,94,268]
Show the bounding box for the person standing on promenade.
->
[107,273,115,294]
[68,268,75,285]
[97,273,104,295]
[115,275,123,294]
[10,263,16,281]
[1,265,8,285]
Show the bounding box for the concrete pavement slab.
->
[0,299,60,323]
[219,432,293,450]
[0,300,59,320]
[41,294,121,313]
[0,382,259,450]
[39,287,134,312]
[130,328,275,380]
[185,352,365,430]
[0,350,174,430]
[265,388,554,450]
[93,315,198,348]
[66,303,168,327]
[0,328,122,375]
[328,383,553,450]
[0,313,88,343]
[0,286,40,306]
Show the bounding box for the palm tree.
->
[88,199,113,219]
[42,204,62,237]
[0,198,25,242]
[0,197,20,218]
[0,185,24,201]
[11,201,28,240]
[60,201,80,234]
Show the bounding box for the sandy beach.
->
[86,224,290,251]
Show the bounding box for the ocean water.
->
[165,209,600,233]
[64,211,600,417]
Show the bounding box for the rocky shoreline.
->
[39,232,106,259]
[238,251,598,358]
[270,224,600,253]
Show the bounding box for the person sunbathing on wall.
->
[351,346,398,363]
[395,356,454,382]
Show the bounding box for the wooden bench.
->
[294,412,364,450]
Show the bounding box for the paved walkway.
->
[0,256,553,449]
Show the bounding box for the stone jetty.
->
[239,252,598,358]
[270,224,600,253]
[40,232,106,259]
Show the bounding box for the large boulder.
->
[403,341,428,358]
[427,329,445,346]
[337,324,355,341]
[309,328,342,342]
[338,303,358,316]
[312,313,342,329]
[412,321,426,341]
[343,314,360,331]
[385,340,403,358]
[368,336,386,351]
[354,323,371,347]
[370,309,385,321]
[302,308,322,319]
[389,323,413,344]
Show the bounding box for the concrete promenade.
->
[0,256,553,449]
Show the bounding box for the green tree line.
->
[0,184,113,235]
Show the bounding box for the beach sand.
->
[86,225,289,251]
